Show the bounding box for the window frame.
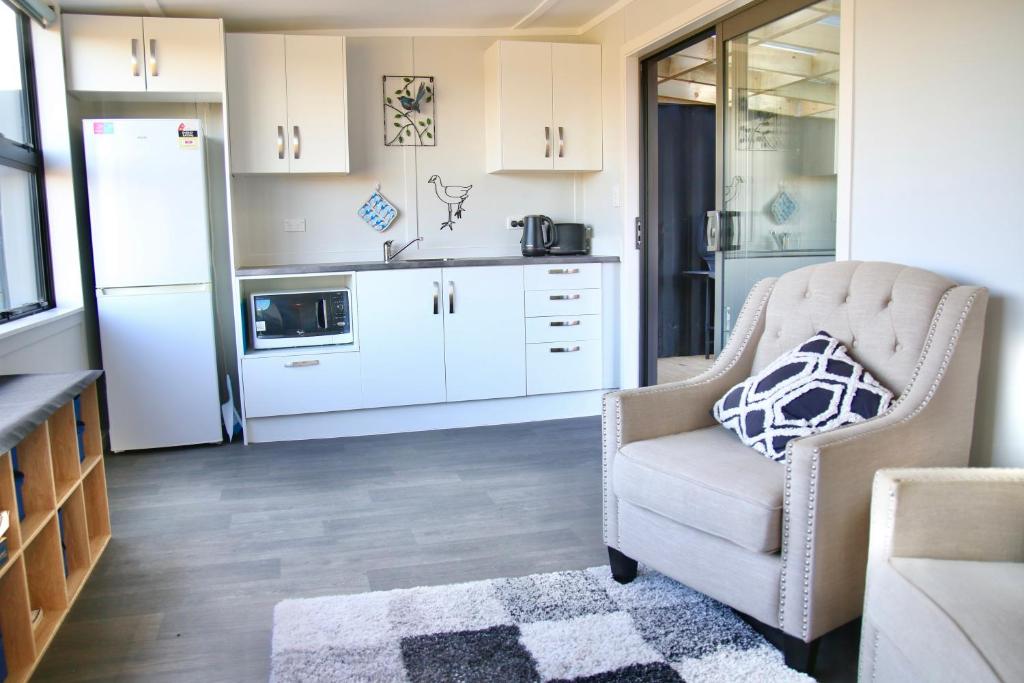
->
[0,6,55,324]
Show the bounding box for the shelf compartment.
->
[23,518,68,653]
[13,425,56,546]
[83,463,111,559]
[58,487,92,601]
[47,403,82,505]
[77,384,103,462]
[0,452,23,559]
[0,557,35,682]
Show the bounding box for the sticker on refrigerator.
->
[93,121,114,134]
[177,122,200,149]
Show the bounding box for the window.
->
[0,2,52,323]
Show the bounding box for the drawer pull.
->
[284,359,320,368]
[550,320,581,327]
[550,346,581,353]
[548,268,580,275]
[549,294,581,301]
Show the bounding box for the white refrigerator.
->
[83,118,222,452]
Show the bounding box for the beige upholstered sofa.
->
[602,261,988,672]
[860,468,1024,682]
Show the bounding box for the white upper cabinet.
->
[62,14,223,95]
[551,43,602,172]
[226,34,350,174]
[62,15,146,93]
[284,36,350,174]
[141,17,224,95]
[225,34,289,174]
[485,41,602,173]
[443,266,526,402]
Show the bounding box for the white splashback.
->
[232,36,581,267]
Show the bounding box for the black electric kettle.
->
[515,215,554,256]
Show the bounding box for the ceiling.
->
[54,0,625,32]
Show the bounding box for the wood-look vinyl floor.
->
[33,417,857,682]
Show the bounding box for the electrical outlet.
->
[507,215,522,230]
[284,218,306,233]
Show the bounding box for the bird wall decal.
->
[427,175,472,230]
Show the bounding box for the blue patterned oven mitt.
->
[358,190,398,232]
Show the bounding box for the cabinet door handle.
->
[549,320,581,327]
[292,125,301,159]
[548,268,579,275]
[544,126,551,158]
[549,294,581,301]
[433,281,440,315]
[277,126,285,159]
[550,346,581,353]
[130,38,140,77]
[284,359,320,368]
[558,126,565,158]
[448,280,455,314]
[148,38,158,77]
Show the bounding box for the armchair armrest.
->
[602,277,776,547]
[777,284,989,641]
[871,468,1024,564]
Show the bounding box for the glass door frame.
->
[638,0,829,387]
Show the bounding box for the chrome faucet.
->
[383,236,423,263]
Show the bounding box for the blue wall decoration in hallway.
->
[383,76,435,146]
[427,175,472,230]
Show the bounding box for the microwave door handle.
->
[316,298,327,329]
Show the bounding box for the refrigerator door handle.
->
[98,283,211,297]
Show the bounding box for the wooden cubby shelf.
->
[0,375,109,683]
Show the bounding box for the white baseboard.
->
[244,389,610,443]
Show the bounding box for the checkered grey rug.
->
[271,566,811,682]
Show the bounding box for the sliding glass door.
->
[640,0,841,385]
[715,0,840,350]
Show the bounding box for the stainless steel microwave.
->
[250,289,354,350]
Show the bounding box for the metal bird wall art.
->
[383,76,435,146]
[427,175,472,231]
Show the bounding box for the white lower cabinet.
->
[243,351,361,418]
[443,266,526,402]
[526,340,603,395]
[357,268,447,408]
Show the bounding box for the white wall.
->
[585,0,1023,466]
[231,36,587,267]
[848,0,1024,467]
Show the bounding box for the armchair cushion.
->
[867,557,1024,682]
[713,330,892,460]
[614,426,785,553]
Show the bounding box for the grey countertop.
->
[0,370,103,455]
[236,254,620,278]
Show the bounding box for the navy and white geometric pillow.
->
[713,331,893,461]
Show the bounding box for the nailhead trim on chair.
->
[777,288,979,639]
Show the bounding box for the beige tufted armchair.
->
[602,261,988,673]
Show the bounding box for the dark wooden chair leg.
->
[782,634,820,675]
[608,547,638,584]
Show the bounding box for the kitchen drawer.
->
[526,339,603,395]
[243,351,361,417]
[525,263,601,290]
[525,315,601,343]
[525,289,601,317]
